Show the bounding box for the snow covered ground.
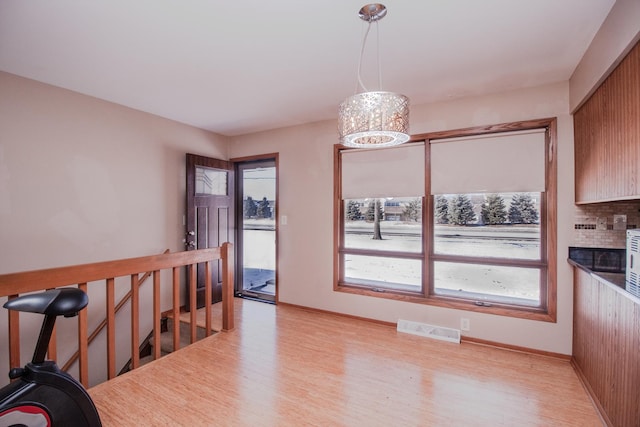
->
[242,220,542,304]
[242,228,275,269]
[344,222,541,304]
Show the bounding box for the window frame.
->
[337,195,426,297]
[334,118,557,322]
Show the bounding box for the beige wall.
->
[0,72,229,271]
[229,81,576,355]
[0,71,229,385]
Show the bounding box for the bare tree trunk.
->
[373,199,382,240]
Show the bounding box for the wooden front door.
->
[185,153,234,310]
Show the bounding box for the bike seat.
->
[3,288,88,317]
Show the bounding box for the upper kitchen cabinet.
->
[574,40,640,204]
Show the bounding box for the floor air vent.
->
[397,319,461,344]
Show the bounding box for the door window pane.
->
[195,167,227,195]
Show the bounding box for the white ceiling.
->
[0,0,615,137]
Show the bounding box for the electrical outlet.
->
[460,318,470,331]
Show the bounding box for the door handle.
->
[186,231,195,236]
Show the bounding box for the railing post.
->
[221,242,235,331]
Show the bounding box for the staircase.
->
[151,317,209,354]
[121,317,212,373]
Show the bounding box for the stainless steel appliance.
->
[625,229,640,298]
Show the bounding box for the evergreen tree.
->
[256,197,271,219]
[346,200,363,221]
[244,196,257,218]
[508,193,539,224]
[402,198,421,222]
[481,194,507,225]
[365,199,383,240]
[435,196,449,224]
[448,194,476,225]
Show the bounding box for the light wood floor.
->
[89,299,603,426]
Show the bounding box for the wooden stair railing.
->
[0,243,234,388]
[60,249,170,373]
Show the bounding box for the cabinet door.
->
[574,97,602,202]
[574,40,640,203]
[573,267,640,426]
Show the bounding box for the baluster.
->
[130,274,139,370]
[204,261,212,336]
[189,264,197,344]
[106,277,116,379]
[153,270,161,360]
[172,266,180,352]
[222,242,235,331]
[78,283,89,388]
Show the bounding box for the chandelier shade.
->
[338,91,410,147]
[338,4,410,148]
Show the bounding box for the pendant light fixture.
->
[338,3,410,148]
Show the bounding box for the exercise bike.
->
[0,288,102,426]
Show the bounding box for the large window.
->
[334,119,557,321]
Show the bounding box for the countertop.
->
[569,258,640,305]
[591,271,626,288]
[569,260,626,288]
[567,246,627,291]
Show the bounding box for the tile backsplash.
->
[573,200,640,248]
